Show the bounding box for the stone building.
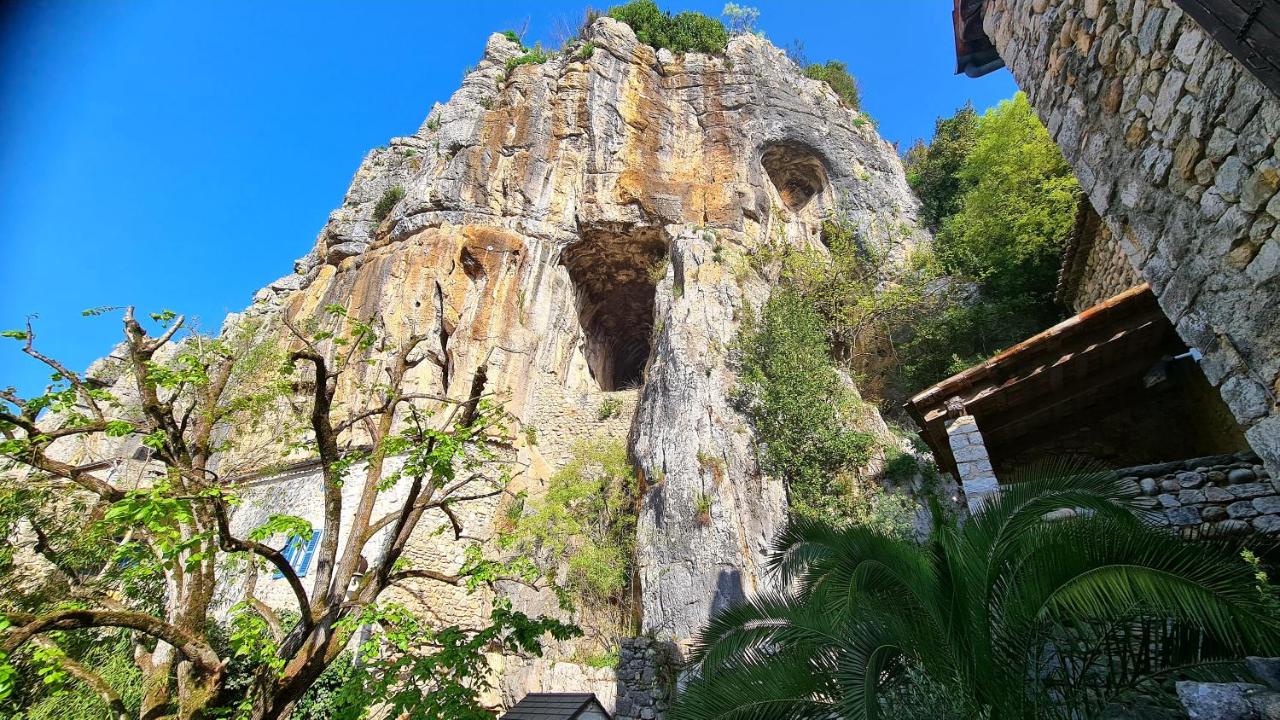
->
[949,0,1280,489]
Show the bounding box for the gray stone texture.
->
[1114,452,1280,535]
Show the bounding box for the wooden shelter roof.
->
[905,284,1185,477]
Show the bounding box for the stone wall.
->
[613,638,678,720]
[981,0,1280,480]
[1069,222,1143,312]
[1122,451,1278,534]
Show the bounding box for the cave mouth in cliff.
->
[563,225,667,391]
[761,141,828,213]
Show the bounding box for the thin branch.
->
[210,499,314,630]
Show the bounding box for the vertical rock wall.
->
[981,0,1280,478]
[84,15,930,705]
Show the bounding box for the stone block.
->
[1178,681,1273,719]
[1216,519,1251,534]
[1158,493,1182,508]
[1230,482,1272,499]
[1177,471,1205,488]
[1206,485,1237,503]
[1215,157,1250,202]
[1229,468,1258,484]
[1180,489,1206,504]
[1227,500,1259,519]
[1167,506,1201,526]
[1253,515,1280,534]
[1201,505,1227,522]
[1255,496,1280,515]
[1140,477,1158,495]
[1241,158,1280,213]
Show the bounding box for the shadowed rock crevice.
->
[761,141,828,213]
[563,224,667,391]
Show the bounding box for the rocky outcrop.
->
[165,16,925,704]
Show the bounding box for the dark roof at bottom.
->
[502,693,609,719]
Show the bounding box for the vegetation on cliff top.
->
[607,0,729,54]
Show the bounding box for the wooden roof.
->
[502,693,610,720]
[905,284,1185,477]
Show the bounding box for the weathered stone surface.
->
[1227,500,1259,519]
[1178,681,1280,720]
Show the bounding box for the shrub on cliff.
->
[503,439,640,644]
[607,0,729,54]
[804,60,861,109]
[372,184,405,222]
[736,288,876,521]
[672,462,1280,719]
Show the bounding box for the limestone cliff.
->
[221,16,925,704]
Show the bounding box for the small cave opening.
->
[562,224,667,391]
[761,141,829,213]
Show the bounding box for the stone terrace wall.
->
[982,0,1280,479]
[1071,223,1143,312]
[1124,451,1278,534]
[613,638,678,720]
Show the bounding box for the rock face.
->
[191,17,925,704]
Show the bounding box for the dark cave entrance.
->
[761,141,828,213]
[562,225,667,391]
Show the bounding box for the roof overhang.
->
[953,0,1006,77]
[905,284,1185,477]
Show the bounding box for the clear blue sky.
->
[0,1,1017,396]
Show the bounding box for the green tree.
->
[905,103,978,231]
[937,93,1078,320]
[672,462,1280,720]
[503,439,639,646]
[892,93,1077,397]
[736,287,875,520]
[0,307,568,719]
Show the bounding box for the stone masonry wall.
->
[1071,223,1143,312]
[982,0,1280,480]
[1123,450,1279,534]
[613,638,678,720]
